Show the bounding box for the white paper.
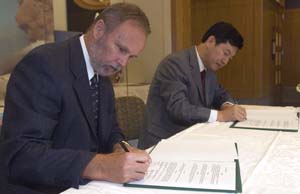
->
[129,160,236,191]
[234,109,299,131]
[127,139,238,191]
[150,139,238,161]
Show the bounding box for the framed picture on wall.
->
[0,0,54,75]
[0,0,54,106]
[67,0,109,32]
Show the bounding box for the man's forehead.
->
[114,23,146,52]
[218,42,238,53]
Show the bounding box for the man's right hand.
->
[217,105,247,122]
[82,149,151,183]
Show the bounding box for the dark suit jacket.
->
[138,46,233,149]
[0,36,124,193]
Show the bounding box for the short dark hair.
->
[201,22,243,49]
[92,3,151,35]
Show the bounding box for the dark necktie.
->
[90,74,99,129]
[201,70,206,96]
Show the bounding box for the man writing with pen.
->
[139,22,247,149]
[0,3,151,194]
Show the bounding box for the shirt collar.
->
[195,46,206,72]
[79,35,95,81]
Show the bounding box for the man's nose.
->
[222,57,230,65]
[118,55,129,67]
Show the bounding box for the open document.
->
[231,108,299,132]
[124,139,242,193]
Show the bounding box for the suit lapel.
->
[189,47,207,105]
[68,37,98,138]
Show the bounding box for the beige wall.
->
[52,0,171,83]
[53,0,67,31]
[120,0,171,83]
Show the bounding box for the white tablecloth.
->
[61,105,300,194]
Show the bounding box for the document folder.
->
[124,160,242,193]
[124,140,242,193]
[230,121,298,132]
[230,108,299,132]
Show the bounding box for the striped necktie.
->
[90,74,99,129]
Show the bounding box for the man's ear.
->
[206,35,216,48]
[93,19,106,39]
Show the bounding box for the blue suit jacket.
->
[139,46,233,149]
[0,36,124,193]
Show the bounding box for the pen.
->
[148,143,158,154]
[119,140,130,152]
[234,142,239,156]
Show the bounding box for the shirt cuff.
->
[208,110,218,122]
[222,101,235,106]
[222,101,234,106]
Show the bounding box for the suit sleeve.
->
[155,56,234,124]
[156,57,212,124]
[211,83,234,109]
[0,51,94,188]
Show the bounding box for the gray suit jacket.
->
[138,46,233,149]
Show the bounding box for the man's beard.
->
[96,64,121,76]
[89,38,121,76]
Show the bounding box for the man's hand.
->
[113,141,135,152]
[82,147,151,183]
[217,104,247,122]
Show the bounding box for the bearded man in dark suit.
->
[0,3,151,194]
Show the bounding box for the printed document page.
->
[129,160,236,190]
[126,138,238,191]
[234,109,299,131]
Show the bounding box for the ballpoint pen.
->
[148,143,158,154]
[119,140,130,152]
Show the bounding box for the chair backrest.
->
[115,96,145,140]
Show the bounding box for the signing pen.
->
[119,140,130,152]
